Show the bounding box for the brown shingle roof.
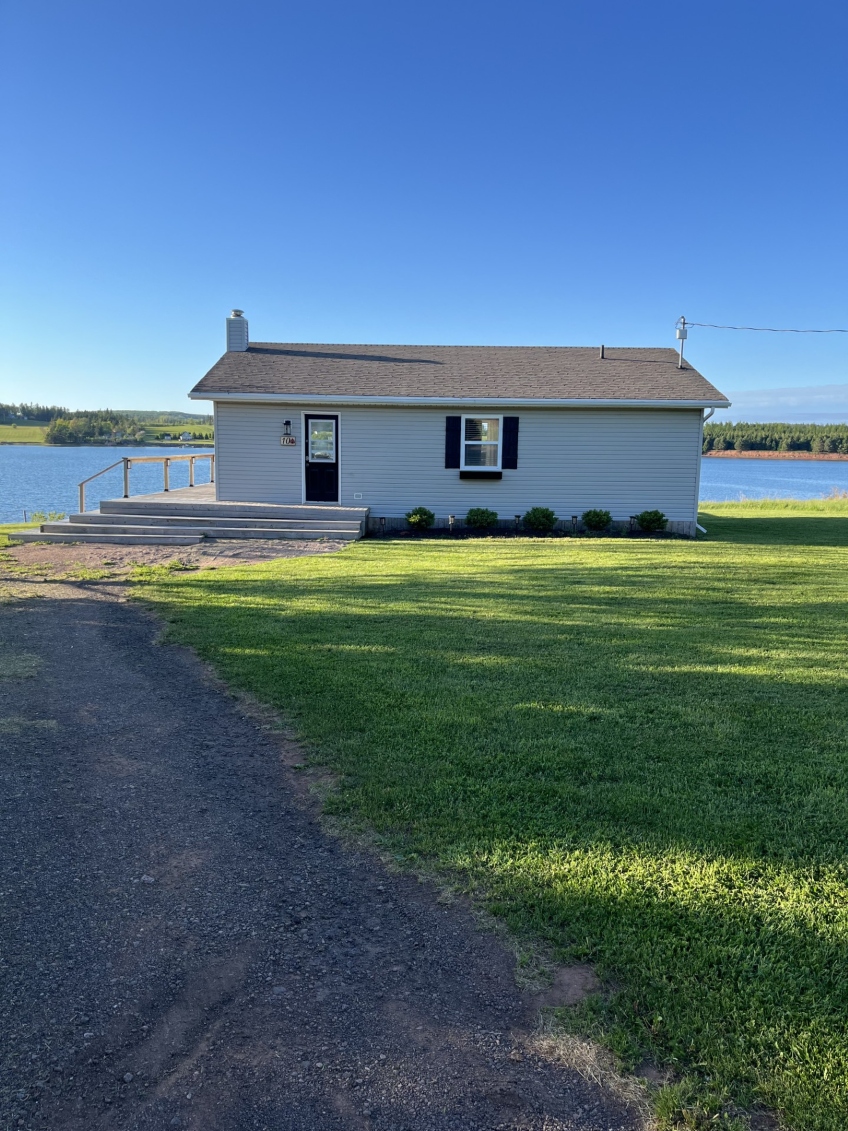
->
[190,344,729,405]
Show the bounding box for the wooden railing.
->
[78,454,215,513]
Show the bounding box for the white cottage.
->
[189,311,730,536]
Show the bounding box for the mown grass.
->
[141,425,214,444]
[136,500,848,1130]
[0,522,37,547]
[0,424,47,443]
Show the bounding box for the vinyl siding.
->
[215,402,304,503]
[214,402,702,522]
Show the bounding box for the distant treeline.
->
[1,402,69,423]
[704,422,848,454]
[45,412,212,444]
[1,402,213,444]
[128,411,213,425]
[45,411,142,444]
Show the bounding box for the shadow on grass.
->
[136,533,848,1128]
[699,510,848,546]
[486,853,848,1126]
[143,555,848,860]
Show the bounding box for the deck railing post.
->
[76,453,209,513]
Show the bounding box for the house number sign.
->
[280,436,297,446]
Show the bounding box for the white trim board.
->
[192,392,730,409]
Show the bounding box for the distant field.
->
[142,427,214,443]
[0,425,47,444]
[0,423,213,445]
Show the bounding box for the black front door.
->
[304,415,339,502]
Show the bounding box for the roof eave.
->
[188,390,730,409]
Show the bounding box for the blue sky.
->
[2,0,846,413]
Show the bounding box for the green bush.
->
[581,508,612,532]
[634,509,667,533]
[522,506,557,532]
[405,506,436,530]
[465,507,499,530]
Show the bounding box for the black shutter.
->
[445,416,461,468]
[502,416,519,469]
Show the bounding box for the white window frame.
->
[307,417,337,462]
[460,414,503,471]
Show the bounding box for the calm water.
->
[2,446,848,523]
[698,457,848,501]
[0,445,214,523]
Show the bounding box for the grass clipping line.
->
[134,499,848,1131]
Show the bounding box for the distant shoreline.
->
[703,451,848,461]
[0,442,214,449]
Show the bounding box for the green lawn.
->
[141,426,214,443]
[136,501,848,1130]
[0,424,47,443]
[0,522,37,546]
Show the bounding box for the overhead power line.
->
[673,315,847,368]
[684,321,848,334]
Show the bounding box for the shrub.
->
[405,506,435,530]
[581,509,612,532]
[634,509,667,533]
[522,506,557,532]
[465,507,498,530]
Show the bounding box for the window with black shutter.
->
[445,416,461,468]
[445,414,519,476]
[502,416,519,469]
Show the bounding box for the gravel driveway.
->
[0,581,646,1131]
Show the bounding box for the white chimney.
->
[226,309,249,352]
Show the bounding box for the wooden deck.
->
[107,483,218,506]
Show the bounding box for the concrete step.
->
[71,512,363,532]
[100,499,369,522]
[40,522,360,541]
[16,532,203,546]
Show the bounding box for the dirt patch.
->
[633,1060,670,1086]
[0,590,646,1130]
[531,965,602,1011]
[0,536,348,582]
[747,1111,781,1130]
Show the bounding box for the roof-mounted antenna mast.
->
[676,316,688,368]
